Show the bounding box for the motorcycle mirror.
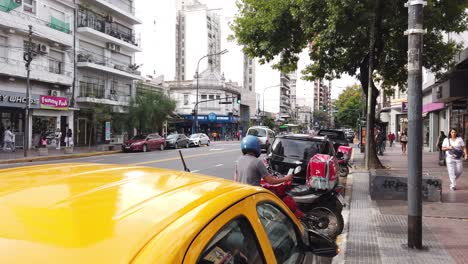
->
[294,166,302,174]
[336,152,344,159]
[307,229,339,258]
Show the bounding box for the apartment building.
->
[279,72,291,118]
[175,0,221,81]
[0,0,75,149]
[74,0,142,145]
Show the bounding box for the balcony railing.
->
[77,51,141,76]
[0,0,20,12]
[78,8,139,47]
[0,54,72,76]
[79,81,105,99]
[48,16,71,34]
[98,0,135,14]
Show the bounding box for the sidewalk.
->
[339,143,468,264]
[0,146,121,164]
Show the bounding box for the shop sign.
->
[0,91,40,108]
[207,112,217,121]
[40,95,69,110]
[105,121,111,141]
[401,102,408,113]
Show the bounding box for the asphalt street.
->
[0,141,241,180]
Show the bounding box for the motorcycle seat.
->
[289,184,315,196]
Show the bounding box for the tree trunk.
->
[361,0,384,169]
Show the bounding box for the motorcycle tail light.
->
[335,185,345,194]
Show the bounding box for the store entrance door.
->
[76,118,87,146]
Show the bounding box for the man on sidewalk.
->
[3,127,15,152]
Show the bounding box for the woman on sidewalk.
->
[400,131,408,155]
[442,128,467,191]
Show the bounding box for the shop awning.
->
[422,103,444,113]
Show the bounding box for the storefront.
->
[0,90,73,149]
[177,113,239,140]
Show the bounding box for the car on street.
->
[343,129,355,143]
[189,133,210,147]
[121,134,166,152]
[317,129,349,150]
[267,134,338,185]
[247,126,276,151]
[165,133,189,149]
[0,163,338,263]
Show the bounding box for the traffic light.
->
[236,95,241,104]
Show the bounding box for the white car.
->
[189,133,210,147]
[247,126,276,151]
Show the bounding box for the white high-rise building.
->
[176,0,221,81]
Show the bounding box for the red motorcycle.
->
[262,156,345,239]
[337,146,353,177]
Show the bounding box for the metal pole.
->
[23,25,33,157]
[405,0,425,249]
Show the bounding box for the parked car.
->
[165,133,189,149]
[189,133,210,147]
[247,126,275,151]
[317,129,349,150]
[267,134,337,185]
[343,129,355,143]
[122,134,166,152]
[0,163,338,263]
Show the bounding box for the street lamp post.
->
[262,84,280,125]
[193,49,228,133]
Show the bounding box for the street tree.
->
[231,0,468,168]
[335,84,363,130]
[128,91,176,135]
[312,110,327,128]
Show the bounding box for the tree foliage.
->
[262,117,275,130]
[312,110,327,128]
[128,91,176,134]
[335,84,363,130]
[231,0,468,167]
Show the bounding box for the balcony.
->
[77,9,142,52]
[0,9,73,47]
[88,0,142,25]
[77,52,143,80]
[0,55,73,86]
[77,81,130,106]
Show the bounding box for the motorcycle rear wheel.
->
[304,207,344,239]
[339,165,349,177]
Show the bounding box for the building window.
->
[249,85,252,91]
[183,94,189,105]
[216,95,220,100]
[249,77,252,83]
[0,36,7,61]
[201,95,207,100]
[23,0,36,14]
[48,50,64,74]
[249,68,252,74]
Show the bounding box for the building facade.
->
[74,0,142,145]
[279,72,291,119]
[242,54,256,121]
[166,70,241,139]
[175,0,221,81]
[0,0,75,149]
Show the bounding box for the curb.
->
[0,150,122,165]
[333,148,360,264]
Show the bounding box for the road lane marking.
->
[210,148,224,151]
[93,159,105,162]
[191,170,200,173]
[132,149,238,165]
[215,164,224,167]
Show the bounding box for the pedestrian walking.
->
[3,127,15,152]
[55,128,62,150]
[442,128,467,191]
[400,131,408,155]
[436,131,446,166]
[65,128,73,147]
[388,132,395,147]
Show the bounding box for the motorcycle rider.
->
[234,135,292,186]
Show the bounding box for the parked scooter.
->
[337,146,353,177]
[262,165,345,239]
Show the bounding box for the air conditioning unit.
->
[37,44,49,54]
[106,14,114,23]
[106,42,120,52]
[48,89,59,97]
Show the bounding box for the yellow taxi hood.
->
[0,163,261,263]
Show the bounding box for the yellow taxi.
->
[0,163,337,263]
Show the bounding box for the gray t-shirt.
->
[235,154,269,186]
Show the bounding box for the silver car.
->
[189,133,210,147]
[247,126,276,151]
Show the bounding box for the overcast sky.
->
[135,0,358,112]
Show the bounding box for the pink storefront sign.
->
[422,102,445,113]
[40,95,69,110]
